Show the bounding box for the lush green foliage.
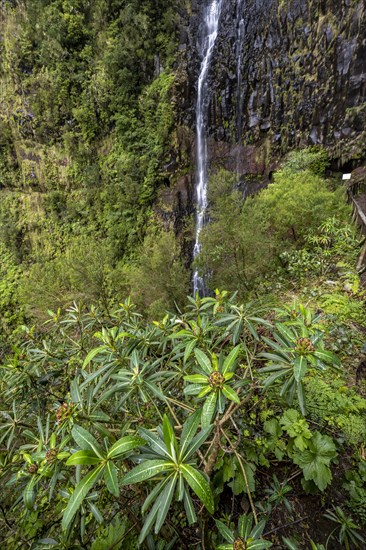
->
[0,0,188,340]
[0,3,365,546]
[196,151,350,295]
[1,292,365,547]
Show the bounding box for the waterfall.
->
[236,0,245,146]
[193,0,223,297]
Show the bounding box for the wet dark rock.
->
[175,0,366,178]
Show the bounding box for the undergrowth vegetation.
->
[1,290,366,548]
[0,1,366,548]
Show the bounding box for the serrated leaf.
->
[293,432,337,491]
[181,464,214,514]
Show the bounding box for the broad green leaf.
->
[260,352,290,363]
[181,464,214,514]
[23,478,36,510]
[263,369,289,389]
[81,362,116,390]
[138,428,171,459]
[162,415,177,457]
[88,502,103,524]
[275,324,295,344]
[183,425,213,461]
[184,384,204,396]
[247,541,272,549]
[194,349,212,375]
[141,478,168,513]
[121,460,173,485]
[183,489,197,524]
[104,461,119,496]
[155,474,177,533]
[214,520,234,543]
[184,339,197,363]
[82,346,108,369]
[144,381,166,401]
[239,513,253,538]
[62,463,104,530]
[70,379,82,404]
[250,519,266,538]
[183,374,208,384]
[293,432,337,491]
[71,425,105,459]
[293,356,307,382]
[138,491,162,544]
[222,384,240,404]
[202,391,217,429]
[177,473,185,501]
[66,450,102,466]
[222,345,241,374]
[107,436,145,459]
[228,462,256,496]
[282,537,300,550]
[297,382,307,415]
[313,350,341,367]
[198,385,213,398]
[179,409,201,458]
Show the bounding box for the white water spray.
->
[193,0,223,296]
[236,0,245,175]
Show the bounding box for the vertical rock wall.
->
[174,0,366,180]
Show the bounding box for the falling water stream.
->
[236,0,245,147]
[193,0,223,296]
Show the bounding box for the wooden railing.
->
[346,168,366,269]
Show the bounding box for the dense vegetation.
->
[1,1,366,549]
[0,0,188,338]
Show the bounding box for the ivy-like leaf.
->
[293,432,337,491]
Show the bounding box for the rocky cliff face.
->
[174,0,366,184]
